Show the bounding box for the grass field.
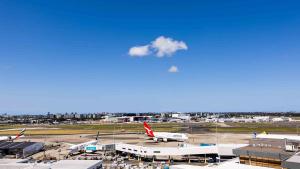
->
[208,122,299,134]
[210,127,298,133]
[0,123,181,135]
[0,122,299,135]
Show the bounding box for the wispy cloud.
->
[168,65,179,73]
[128,36,187,57]
[0,65,13,71]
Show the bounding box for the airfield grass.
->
[210,127,297,133]
[0,122,299,135]
[0,123,181,135]
[209,122,299,134]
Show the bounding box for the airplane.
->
[255,131,300,141]
[0,128,26,141]
[143,122,188,142]
[67,131,100,155]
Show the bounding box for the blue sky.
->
[1,0,300,113]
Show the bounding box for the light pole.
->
[113,122,115,144]
[216,117,220,164]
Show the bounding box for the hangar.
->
[0,141,44,158]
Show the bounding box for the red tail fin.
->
[15,128,26,140]
[143,122,154,137]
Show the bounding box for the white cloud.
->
[128,45,150,57]
[128,36,187,57]
[151,36,188,57]
[168,65,179,73]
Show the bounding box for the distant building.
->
[271,117,292,122]
[129,116,151,122]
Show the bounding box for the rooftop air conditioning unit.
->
[285,145,298,152]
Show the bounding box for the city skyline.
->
[1,0,300,113]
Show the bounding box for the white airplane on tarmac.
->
[143,122,188,142]
[67,131,100,155]
[0,128,26,141]
[255,131,300,141]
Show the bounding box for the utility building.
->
[233,135,300,169]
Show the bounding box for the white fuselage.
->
[256,134,300,141]
[0,135,24,141]
[68,140,98,154]
[152,132,188,142]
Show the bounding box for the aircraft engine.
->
[163,138,168,142]
[153,137,158,142]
